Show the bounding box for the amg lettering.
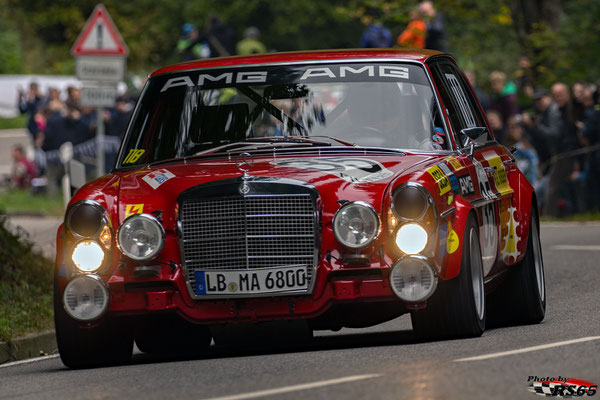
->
[339,65,374,77]
[197,72,233,85]
[379,65,409,79]
[300,68,336,80]
[160,76,194,92]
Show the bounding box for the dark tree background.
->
[0,0,598,87]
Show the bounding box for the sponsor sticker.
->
[271,157,393,183]
[432,134,445,145]
[473,159,495,200]
[447,220,459,254]
[429,142,443,151]
[437,162,459,192]
[124,204,144,219]
[480,203,498,275]
[445,156,464,171]
[483,152,512,195]
[458,174,475,196]
[142,169,175,189]
[427,165,451,195]
[433,127,445,136]
[501,205,521,263]
[527,376,597,397]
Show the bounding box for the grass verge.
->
[0,213,54,342]
[0,115,28,130]
[0,189,65,216]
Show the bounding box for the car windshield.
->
[117,62,448,168]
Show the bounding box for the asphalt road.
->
[1,222,599,400]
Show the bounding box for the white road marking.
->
[0,354,59,369]
[201,374,381,400]
[454,336,600,362]
[551,245,600,251]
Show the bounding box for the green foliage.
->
[0,18,23,73]
[0,0,598,86]
[0,213,54,341]
[0,189,65,216]
[0,115,27,130]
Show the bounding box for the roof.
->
[150,49,445,77]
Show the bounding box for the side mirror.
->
[461,127,488,141]
[460,127,488,159]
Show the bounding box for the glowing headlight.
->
[118,214,165,260]
[71,240,105,273]
[63,275,109,321]
[395,223,428,254]
[333,201,380,249]
[66,200,105,237]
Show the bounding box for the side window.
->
[431,62,491,147]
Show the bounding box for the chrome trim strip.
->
[440,207,456,218]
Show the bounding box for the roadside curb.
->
[0,330,57,365]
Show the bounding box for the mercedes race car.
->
[54,49,546,368]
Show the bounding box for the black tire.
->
[135,314,211,355]
[411,213,486,339]
[54,279,133,369]
[487,207,546,327]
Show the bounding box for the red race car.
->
[54,49,545,368]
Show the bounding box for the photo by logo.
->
[527,376,597,397]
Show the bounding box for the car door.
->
[429,59,513,277]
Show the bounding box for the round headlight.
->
[118,214,165,260]
[71,240,105,273]
[390,256,437,302]
[333,201,380,249]
[392,186,428,220]
[66,200,105,237]
[395,223,428,254]
[63,275,109,321]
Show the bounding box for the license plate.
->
[195,266,308,296]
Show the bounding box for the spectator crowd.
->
[16,82,134,195]
[469,56,600,217]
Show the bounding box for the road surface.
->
[1,222,598,400]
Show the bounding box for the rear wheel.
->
[411,214,486,339]
[135,314,211,355]
[487,207,545,326]
[54,279,133,368]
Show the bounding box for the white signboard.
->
[76,56,125,82]
[81,85,117,108]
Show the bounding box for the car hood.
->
[117,153,436,229]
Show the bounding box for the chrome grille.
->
[180,194,317,297]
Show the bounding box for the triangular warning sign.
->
[71,4,129,56]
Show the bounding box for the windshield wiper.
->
[248,136,332,146]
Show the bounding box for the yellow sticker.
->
[445,156,464,171]
[125,204,144,218]
[483,152,512,195]
[427,165,451,195]
[447,220,459,254]
[448,195,454,205]
[123,149,145,164]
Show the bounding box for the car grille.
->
[180,194,317,297]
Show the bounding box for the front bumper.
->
[105,263,397,324]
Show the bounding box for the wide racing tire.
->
[411,213,486,339]
[487,207,546,327]
[135,314,211,356]
[54,279,133,369]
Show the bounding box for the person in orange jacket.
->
[397,7,426,49]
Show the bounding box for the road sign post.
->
[71,4,128,178]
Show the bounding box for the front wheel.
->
[411,214,486,339]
